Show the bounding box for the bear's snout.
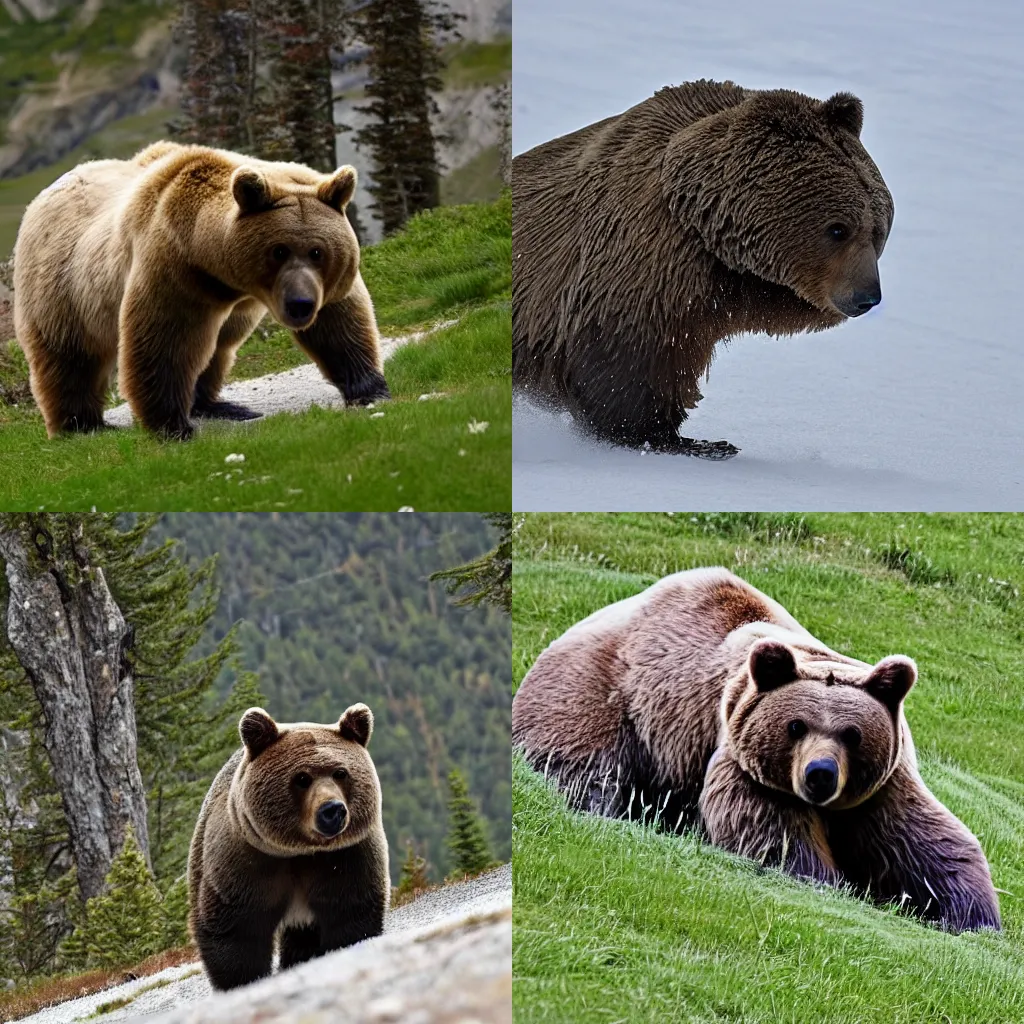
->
[314,799,347,837]
[804,758,839,803]
[284,297,317,327]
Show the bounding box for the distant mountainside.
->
[153,513,511,882]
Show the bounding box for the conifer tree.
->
[445,768,495,877]
[393,840,430,905]
[431,513,512,613]
[350,0,459,234]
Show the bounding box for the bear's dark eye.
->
[826,223,849,242]
[309,247,323,261]
[332,768,348,781]
[293,772,312,790]
[787,719,808,740]
[842,726,862,748]
[271,245,290,262]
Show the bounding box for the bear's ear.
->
[232,167,273,213]
[239,707,279,757]
[318,166,357,212]
[338,702,373,746]
[748,638,799,692]
[820,92,863,137]
[862,656,916,712]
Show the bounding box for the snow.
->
[512,0,1024,510]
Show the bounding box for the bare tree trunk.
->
[0,515,149,901]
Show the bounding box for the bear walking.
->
[512,82,894,458]
[188,704,390,990]
[14,141,388,439]
[512,567,1000,932]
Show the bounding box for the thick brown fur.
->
[188,703,390,990]
[13,141,388,439]
[512,568,999,932]
[512,82,894,452]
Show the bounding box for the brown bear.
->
[512,568,1000,932]
[512,81,894,458]
[188,703,390,990]
[13,141,388,440]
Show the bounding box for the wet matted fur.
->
[512,81,894,457]
[512,567,999,932]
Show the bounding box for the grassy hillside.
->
[513,513,1024,1023]
[0,195,511,511]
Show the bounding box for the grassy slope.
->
[0,196,511,511]
[513,513,1024,1023]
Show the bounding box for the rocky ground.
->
[14,864,511,1024]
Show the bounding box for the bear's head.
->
[226,163,361,331]
[661,89,894,321]
[722,638,915,810]
[228,703,381,856]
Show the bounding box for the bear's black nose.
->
[285,298,315,322]
[852,287,881,312]
[315,800,347,836]
[804,758,839,802]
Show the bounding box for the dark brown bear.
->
[512,82,894,458]
[188,704,390,990]
[512,568,999,932]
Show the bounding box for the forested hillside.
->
[153,513,511,880]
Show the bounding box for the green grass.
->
[513,513,1024,1023]
[0,195,511,510]
[441,37,512,89]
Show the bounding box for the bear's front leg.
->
[192,902,277,990]
[294,279,390,406]
[699,749,841,884]
[278,924,322,970]
[828,765,1001,932]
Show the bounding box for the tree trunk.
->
[0,515,149,901]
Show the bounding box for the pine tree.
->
[431,513,512,613]
[350,0,459,234]
[445,768,495,878]
[393,840,430,906]
[160,874,190,950]
[61,828,164,970]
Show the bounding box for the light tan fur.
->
[14,141,388,439]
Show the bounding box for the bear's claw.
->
[192,398,264,421]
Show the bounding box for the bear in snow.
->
[512,567,999,932]
[188,703,390,990]
[512,81,894,458]
[14,141,388,440]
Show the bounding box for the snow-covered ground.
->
[512,0,1024,510]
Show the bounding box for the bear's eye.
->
[309,247,323,262]
[842,726,862,748]
[332,768,348,781]
[271,245,290,262]
[293,772,312,790]
[826,223,849,242]
[787,719,808,740]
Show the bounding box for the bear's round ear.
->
[232,167,272,213]
[338,702,373,746]
[820,92,863,137]
[240,707,279,757]
[748,638,799,692]
[862,656,916,712]
[318,166,357,212]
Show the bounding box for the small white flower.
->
[418,392,448,401]
[397,506,414,512]
[346,474,353,483]
[467,420,489,434]
[370,412,385,419]
[458,448,466,456]
[224,453,245,464]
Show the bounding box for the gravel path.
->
[14,864,511,1024]
[103,322,456,429]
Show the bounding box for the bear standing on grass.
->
[512,82,894,459]
[512,568,1000,933]
[188,704,390,990]
[13,141,389,440]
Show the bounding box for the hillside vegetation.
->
[513,513,1024,1023]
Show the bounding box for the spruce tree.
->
[393,841,430,905]
[350,0,459,234]
[445,768,494,877]
[431,513,512,613]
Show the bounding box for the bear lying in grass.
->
[14,141,388,440]
[188,704,390,990]
[512,567,999,933]
[512,82,894,458]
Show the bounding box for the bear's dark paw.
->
[642,436,740,460]
[343,371,390,407]
[62,413,111,434]
[192,397,263,421]
[158,418,196,442]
